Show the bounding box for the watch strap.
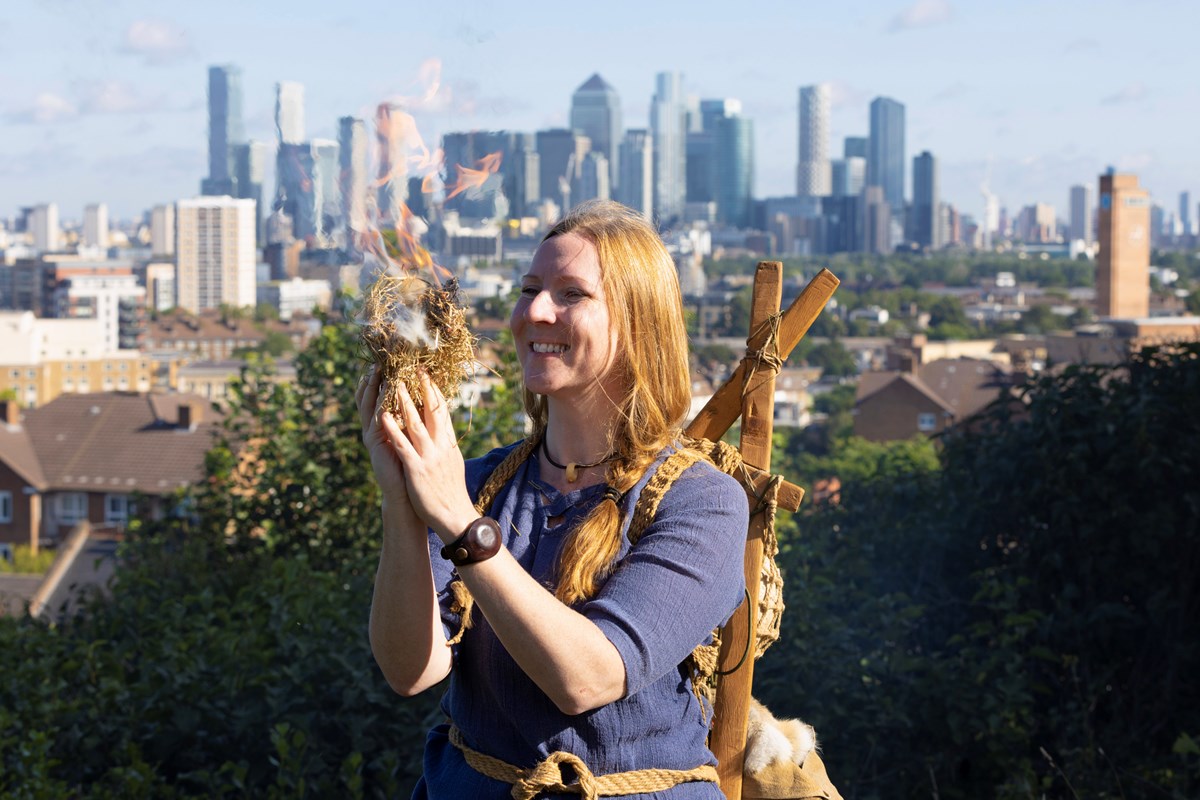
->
[440,516,503,566]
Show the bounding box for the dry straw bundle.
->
[358,265,475,416]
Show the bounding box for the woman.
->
[357,200,748,798]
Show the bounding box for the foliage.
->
[0,545,57,575]
[758,343,1200,799]
[803,341,857,378]
[4,303,1198,798]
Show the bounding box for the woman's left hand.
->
[389,370,479,542]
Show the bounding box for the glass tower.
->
[868,97,906,213]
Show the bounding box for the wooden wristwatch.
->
[440,516,503,566]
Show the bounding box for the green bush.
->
[0,545,57,575]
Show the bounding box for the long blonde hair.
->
[523,201,693,604]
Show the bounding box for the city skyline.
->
[2,0,1197,225]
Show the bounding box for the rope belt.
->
[448,725,720,800]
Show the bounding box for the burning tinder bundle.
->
[358,262,475,417]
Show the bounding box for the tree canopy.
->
[2,314,1197,798]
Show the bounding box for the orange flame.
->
[445,151,503,201]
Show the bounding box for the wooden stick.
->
[709,262,783,799]
[688,267,841,451]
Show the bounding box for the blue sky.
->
[2,0,1196,226]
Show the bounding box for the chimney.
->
[1,400,20,425]
[178,402,202,429]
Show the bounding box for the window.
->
[105,494,134,525]
[918,413,938,432]
[0,491,12,523]
[55,493,88,524]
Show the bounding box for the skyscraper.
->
[233,141,265,243]
[831,157,866,197]
[339,116,368,248]
[1180,191,1192,237]
[274,81,313,239]
[1097,172,1150,318]
[176,197,257,313]
[374,102,410,224]
[617,129,653,219]
[862,186,891,255]
[570,74,622,193]
[650,71,687,223]
[277,143,317,240]
[536,128,590,213]
[202,65,243,196]
[797,84,831,197]
[1069,184,1092,244]
[714,114,755,228]
[576,152,610,204]
[843,136,868,160]
[868,97,906,213]
[275,81,305,145]
[311,139,340,242]
[83,203,109,249]
[912,151,939,249]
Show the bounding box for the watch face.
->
[475,520,499,549]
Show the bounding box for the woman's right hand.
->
[356,366,412,510]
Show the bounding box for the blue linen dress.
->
[412,441,749,799]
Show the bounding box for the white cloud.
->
[118,19,193,65]
[75,80,168,114]
[887,0,953,32]
[1102,82,1148,105]
[5,92,77,124]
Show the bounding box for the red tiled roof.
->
[19,392,222,495]
[0,423,48,489]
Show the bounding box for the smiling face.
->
[510,232,626,412]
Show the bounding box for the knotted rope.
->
[448,725,719,800]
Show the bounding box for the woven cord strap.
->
[449,725,719,800]
[445,436,541,646]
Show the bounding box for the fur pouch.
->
[741,697,842,800]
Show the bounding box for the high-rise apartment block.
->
[650,71,687,223]
[797,84,831,197]
[1069,185,1092,244]
[176,197,257,314]
[83,203,109,249]
[202,65,243,196]
[30,204,61,253]
[912,151,939,249]
[150,204,175,256]
[617,129,653,219]
[570,75,622,193]
[868,97,906,212]
[1097,173,1150,319]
